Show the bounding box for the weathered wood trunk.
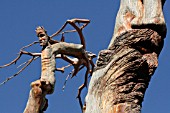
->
[24,80,49,113]
[85,0,167,113]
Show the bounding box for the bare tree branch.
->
[21,41,39,50]
[50,18,90,49]
[0,41,40,68]
[0,56,37,86]
[17,56,40,68]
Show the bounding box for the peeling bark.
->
[85,0,167,113]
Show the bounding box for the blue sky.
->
[0,1,170,113]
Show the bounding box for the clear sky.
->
[0,1,170,113]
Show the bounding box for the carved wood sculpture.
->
[0,18,96,113]
[85,0,166,113]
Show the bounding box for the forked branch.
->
[0,41,41,86]
[50,18,90,49]
[0,56,39,86]
[0,41,40,68]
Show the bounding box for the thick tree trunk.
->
[85,0,166,113]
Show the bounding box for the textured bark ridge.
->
[85,29,164,113]
[85,0,167,113]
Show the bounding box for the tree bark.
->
[85,0,166,113]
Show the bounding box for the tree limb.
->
[0,56,38,86]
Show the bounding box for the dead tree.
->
[0,18,95,113]
[85,0,167,113]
